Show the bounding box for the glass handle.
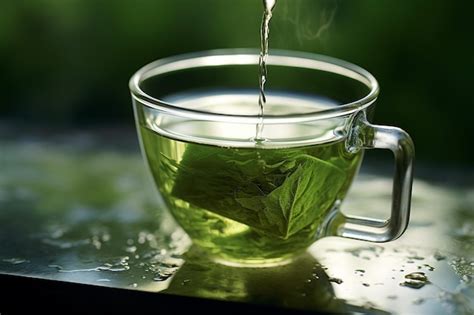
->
[326,115,415,242]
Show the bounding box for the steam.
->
[279,0,338,46]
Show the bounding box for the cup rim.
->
[129,49,379,122]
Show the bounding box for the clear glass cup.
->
[129,49,414,266]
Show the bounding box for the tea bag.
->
[171,143,346,239]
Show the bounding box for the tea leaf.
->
[171,144,346,238]
[262,155,346,237]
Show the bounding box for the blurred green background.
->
[1,0,473,164]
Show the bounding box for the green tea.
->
[139,93,362,264]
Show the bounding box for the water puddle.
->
[49,256,130,273]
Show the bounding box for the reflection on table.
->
[0,136,472,314]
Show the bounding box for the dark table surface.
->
[0,129,473,314]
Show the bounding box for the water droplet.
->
[305,279,312,283]
[423,264,435,271]
[48,264,63,270]
[433,251,446,261]
[130,283,138,288]
[362,302,377,310]
[98,265,130,272]
[42,238,89,249]
[50,228,66,239]
[96,278,111,282]
[328,277,343,284]
[412,298,425,305]
[454,222,474,238]
[181,279,190,285]
[153,274,172,281]
[400,281,426,289]
[406,272,428,281]
[2,258,29,265]
[400,272,430,289]
[345,246,384,259]
[125,246,137,253]
[126,239,134,245]
[138,232,147,244]
[407,255,424,261]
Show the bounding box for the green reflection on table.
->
[0,136,472,314]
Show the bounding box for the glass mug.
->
[129,50,414,266]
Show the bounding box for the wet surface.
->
[0,134,473,314]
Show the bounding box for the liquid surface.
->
[145,91,345,149]
[139,93,362,263]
